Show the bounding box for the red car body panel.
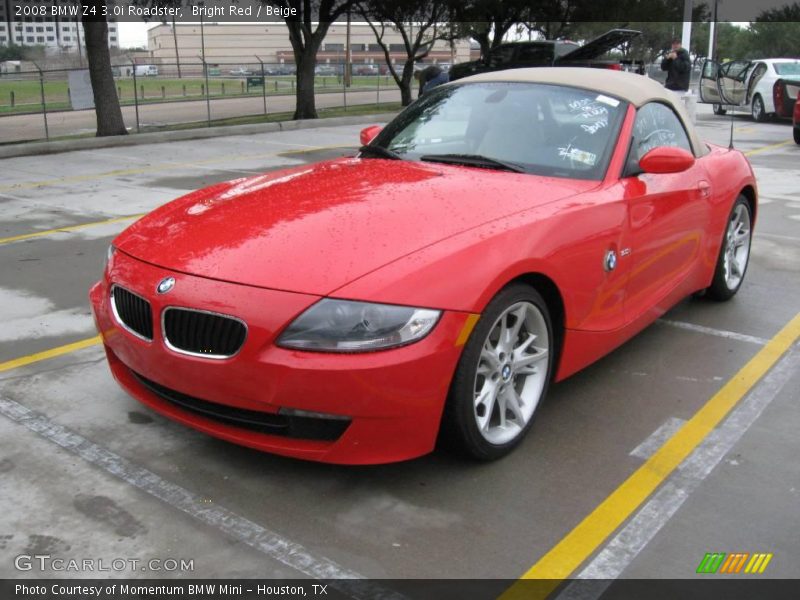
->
[115,159,595,297]
[90,103,757,464]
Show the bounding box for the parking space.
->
[0,104,798,589]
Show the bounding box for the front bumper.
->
[90,250,472,464]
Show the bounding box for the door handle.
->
[698,181,711,198]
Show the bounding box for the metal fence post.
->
[130,59,140,133]
[33,61,49,140]
[343,62,348,112]
[200,56,211,127]
[256,55,267,116]
[376,72,380,106]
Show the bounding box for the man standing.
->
[661,38,692,92]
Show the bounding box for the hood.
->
[557,29,641,63]
[115,158,594,295]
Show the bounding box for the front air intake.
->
[162,307,247,359]
[111,286,153,341]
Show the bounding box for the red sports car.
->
[90,69,757,464]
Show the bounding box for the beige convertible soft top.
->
[458,67,707,156]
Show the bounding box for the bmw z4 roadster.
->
[90,69,757,464]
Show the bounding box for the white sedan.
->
[699,58,800,121]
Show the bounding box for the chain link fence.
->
[0,60,401,143]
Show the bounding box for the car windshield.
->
[369,82,626,180]
[774,61,800,76]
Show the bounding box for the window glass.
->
[372,82,627,180]
[774,61,800,76]
[516,44,554,64]
[486,46,516,68]
[631,102,692,162]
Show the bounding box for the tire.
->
[713,104,727,116]
[794,127,800,145]
[705,196,753,301]
[442,284,554,460]
[751,95,767,122]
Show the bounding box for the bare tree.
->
[81,0,127,136]
[448,0,529,59]
[275,0,357,119]
[360,0,450,106]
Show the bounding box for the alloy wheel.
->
[723,203,751,290]
[473,301,550,445]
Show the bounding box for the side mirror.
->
[360,125,383,146]
[639,146,695,174]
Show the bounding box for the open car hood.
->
[557,29,641,62]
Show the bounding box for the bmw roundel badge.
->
[156,277,175,294]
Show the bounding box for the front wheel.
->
[443,284,554,460]
[713,104,727,116]
[705,196,753,301]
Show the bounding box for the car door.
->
[699,59,752,106]
[717,60,753,106]
[622,102,711,322]
[699,59,723,103]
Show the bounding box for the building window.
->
[36,27,44,33]
[36,36,44,43]
[63,36,71,41]
[46,36,54,41]
[389,44,405,52]
[46,26,53,31]
[325,43,344,52]
[26,36,34,42]
[25,26,33,32]
[0,37,6,43]
[110,36,116,42]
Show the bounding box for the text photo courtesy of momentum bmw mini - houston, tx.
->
[1,0,799,599]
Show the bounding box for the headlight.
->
[277,299,441,352]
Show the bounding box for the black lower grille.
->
[163,308,247,358]
[132,371,351,442]
[112,286,153,340]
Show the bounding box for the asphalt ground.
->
[0,104,798,592]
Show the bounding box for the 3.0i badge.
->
[156,277,175,294]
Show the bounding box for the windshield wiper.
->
[359,145,402,160]
[419,153,527,173]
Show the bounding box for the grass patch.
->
[0,75,393,115]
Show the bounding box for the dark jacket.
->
[661,48,691,91]
[417,65,443,97]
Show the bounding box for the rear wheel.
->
[713,104,727,116]
[706,196,753,301]
[751,95,767,122]
[443,284,553,460]
[794,127,800,145]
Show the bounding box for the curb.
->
[0,112,398,160]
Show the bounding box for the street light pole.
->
[681,0,693,54]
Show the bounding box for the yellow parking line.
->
[0,335,101,373]
[502,311,800,598]
[0,145,353,193]
[744,140,793,156]
[0,214,145,246]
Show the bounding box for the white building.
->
[0,1,118,52]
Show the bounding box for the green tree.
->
[359,0,451,106]
[81,0,127,136]
[275,0,357,120]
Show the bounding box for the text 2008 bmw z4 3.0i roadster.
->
[90,68,757,464]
